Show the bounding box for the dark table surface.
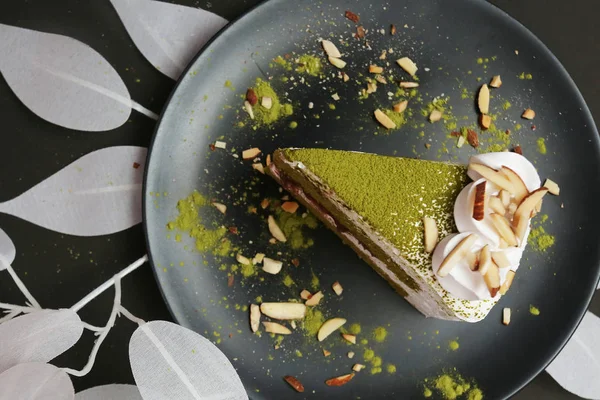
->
[0,0,598,398]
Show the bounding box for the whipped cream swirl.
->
[432,152,541,301]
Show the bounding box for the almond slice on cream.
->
[478,245,492,276]
[513,188,549,243]
[469,163,515,193]
[489,196,506,215]
[437,234,478,277]
[499,270,516,295]
[472,181,486,221]
[483,262,501,297]
[500,166,529,203]
[490,213,518,247]
[499,190,511,207]
[491,251,511,269]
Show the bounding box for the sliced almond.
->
[543,179,560,195]
[437,234,478,277]
[262,257,283,275]
[466,251,479,271]
[489,196,506,215]
[332,281,344,296]
[479,114,492,130]
[374,109,397,129]
[499,238,509,249]
[317,317,347,341]
[499,190,511,207]
[375,75,387,84]
[342,333,357,344]
[478,84,490,114]
[236,254,251,265]
[396,57,418,76]
[490,75,502,88]
[244,100,254,119]
[322,40,342,58]
[469,163,515,193]
[423,217,439,253]
[290,320,296,329]
[429,109,443,122]
[281,201,299,213]
[260,302,306,320]
[483,262,501,297]
[502,307,511,325]
[261,96,273,110]
[492,251,511,269]
[457,135,466,148]
[369,65,384,74]
[323,349,331,357]
[242,147,262,160]
[513,188,549,243]
[328,56,347,69]
[300,289,312,300]
[266,154,271,166]
[250,304,261,333]
[284,375,305,393]
[353,364,365,372]
[393,100,408,113]
[262,321,291,335]
[507,202,518,215]
[214,140,227,149]
[500,166,529,203]
[499,270,516,295]
[253,253,265,264]
[379,50,387,60]
[325,373,355,387]
[260,198,270,209]
[212,202,227,214]
[472,181,486,221]
[534,199,543,215]
[366,82,377,94]
[478,245,492,276]
[305,291,324,306]
[347,351,355,359]
[522,108,535,120]
[252,163,265,174]
[489,213,518,247]
[342,72,350,82]
[268,215,287,242]
[400,81,419,88]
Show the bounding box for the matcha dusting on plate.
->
[423,370,482,399]
[248,78,293,127]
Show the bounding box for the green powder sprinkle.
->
[382,108,409,131]
[224,80,234,90]
[386,364,397,374]
[241,263,257,278]
[371,357,382,367]
[310,270,320,290]
[349,323,362,335]
[282,274,295,287]
[424,387,433,398]
[294,349,303,357]
[250,78,293,127]
[536,138,547,154]
[530,305,540,316]
[370,367,382,375]
[363,349,375,361]
[276,208,318,249]
[302,308,324,337]
[449,340,460,351]
[289,121,298,129]
[529,226,555,252]
[468,388,484,400]
[373,327,388,343]
[296,54,323,76]
[476,58,484,65]
[502,101,511,110]
[329,103,336,110]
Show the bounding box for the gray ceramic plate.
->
[143,0,600,398]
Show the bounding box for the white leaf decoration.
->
[110,0,228,80]
[75,384,142,400]
[0,309,83,374]
[0,24,157,132]
[0,362,74,400]
[0,226,16,270]
[546,311,600,399]
[0,146,147,237]
[129,321,247,400]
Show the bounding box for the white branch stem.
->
[4,263,41,308]
[0,310,20,323]
[81,322,105,332]
[70,254,148,313]
[118,305,145,326]
[0,302,36,314]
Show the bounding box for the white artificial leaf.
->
[0,226,16,270]
[0,362,74,400]
[129,321,247,400]
[0,309,83,374]
[75,384,142,400]
[0,24,157,131]
[110,0,228,80]
[546,311,600,399]
[0,146,147,237]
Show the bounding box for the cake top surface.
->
[283,148,469,265]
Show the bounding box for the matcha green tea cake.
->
[267,148,495,322]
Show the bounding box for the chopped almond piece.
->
[374,109,397,129]
[325,373,355,387]
[492,251,511,269]
[212,202,227,214]
[262,321,292,335]
[393,100,408,113]
[490,75,502,88]
[467,129,479,148]
[323,349,331,357]
[489,196,506,215]
[261,96,273,110]
[429,109,443,122]
[250,304,261,333]
[469,163,515,193]
[260,302,306,320]
[369,65,384,74]
[353,363,365,372]
[490,213,518,247]
[214,141,227,149]
[300,289,312,300]
[345,10,360,23]
[522,108,535,119]
[252,163,265,174]
[244,101,254,119]
[281,201,299,213]
[262,257,283,275]
[268,215,287,242]
[543,179,560,195]
[379,50,387,60]
[284,376,304,393]
[400,81,419,88]
[513,188,549,243]
[266,154,271,166]
[472,181,486,221]
[366,82,377,94]
[503,308,511,325]
[260,198,270,209]
[499,270,516,295]
[478,245,492,276]
[375,75,387,84]
[499,190,511,207]
[483,262,501,297]
[332,281,344,296]
[305,291,324,306]
[500,166,529,203]
[253,253,265,264]
[328,57,346,69]
[348,351,355,359]
[317,318,347,341]
[466,251,479,271]
[478,84,490,114]
[479,114,492,130]
[236,254,251,265]
[396,57,418,76]
[423,217,439,253]
[342,334,357,344]
[437,234,478,277]
[390,24,396,35]
[457,135,466,148]
[342,72,350,82]
[322,40,342,58]
[242,147,262,160]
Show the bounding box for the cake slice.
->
[267,148,534,322]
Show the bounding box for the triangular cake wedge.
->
[268,148,494,322]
